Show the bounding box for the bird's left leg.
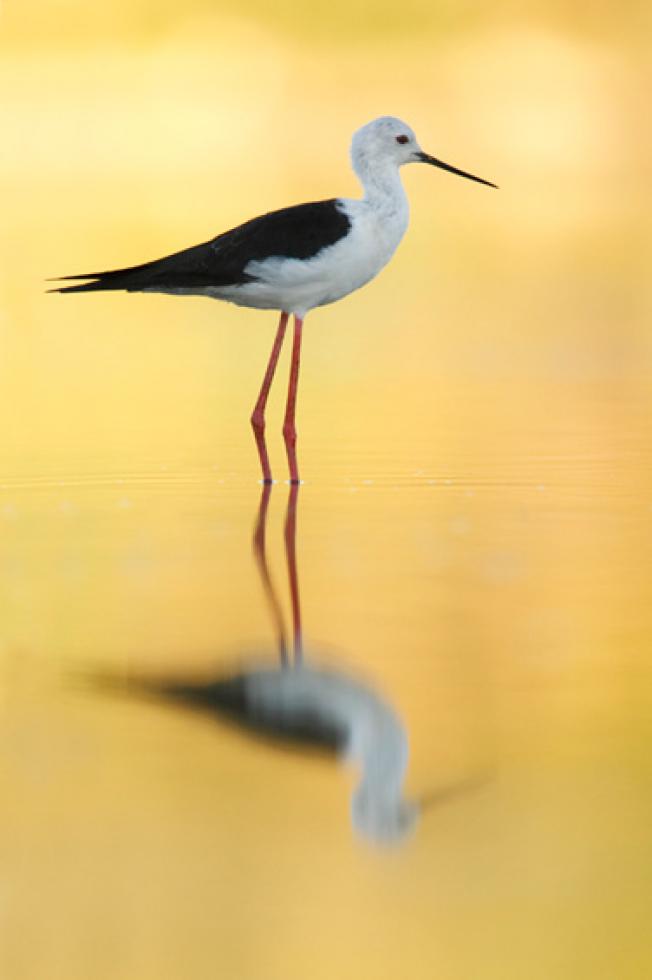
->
[282,315,304,485]
[251,311,289,483]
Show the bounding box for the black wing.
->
[49,200,351,294]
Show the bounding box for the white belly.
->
[215,199,409,318]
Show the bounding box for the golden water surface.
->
[1,3,651,978]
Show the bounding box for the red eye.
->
[396,135,409,145]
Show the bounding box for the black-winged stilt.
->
[51,116,496,483]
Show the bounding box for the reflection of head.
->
[351,786,419,844]
[344,689,416,844]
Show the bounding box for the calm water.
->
[2,374,651,979]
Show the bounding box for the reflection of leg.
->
[285,482,302,663]
[250,311,289,484]
[252,482,288,664]
[282,315,304,485]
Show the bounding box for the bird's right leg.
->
[282,315,304,485]
[250,311,289,483]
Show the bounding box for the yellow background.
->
[1,2,651,978]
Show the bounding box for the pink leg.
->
[250,311,289,483]
[284,482,302,662]
[282,315,304,485]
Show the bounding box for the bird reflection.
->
[112,482,418,844]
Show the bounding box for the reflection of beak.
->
[417,769,494,813]
[417,150,498,189]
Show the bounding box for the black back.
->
[52,199,351,294]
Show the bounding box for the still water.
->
[2,370,651,978]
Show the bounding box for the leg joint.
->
[251,411,265,434]
[283,422,297,447]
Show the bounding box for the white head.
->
[351,115,497,188]
[351,116,422,173]
[351,782,419,845]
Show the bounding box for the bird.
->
[50,116,496,484]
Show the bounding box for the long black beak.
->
[417,151,498,189]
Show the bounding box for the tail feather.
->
[47,262,160,294]
[47,234,234,295]
[48,277,131,294]
[47,272,113,281]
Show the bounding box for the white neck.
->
[354,157,409,216]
